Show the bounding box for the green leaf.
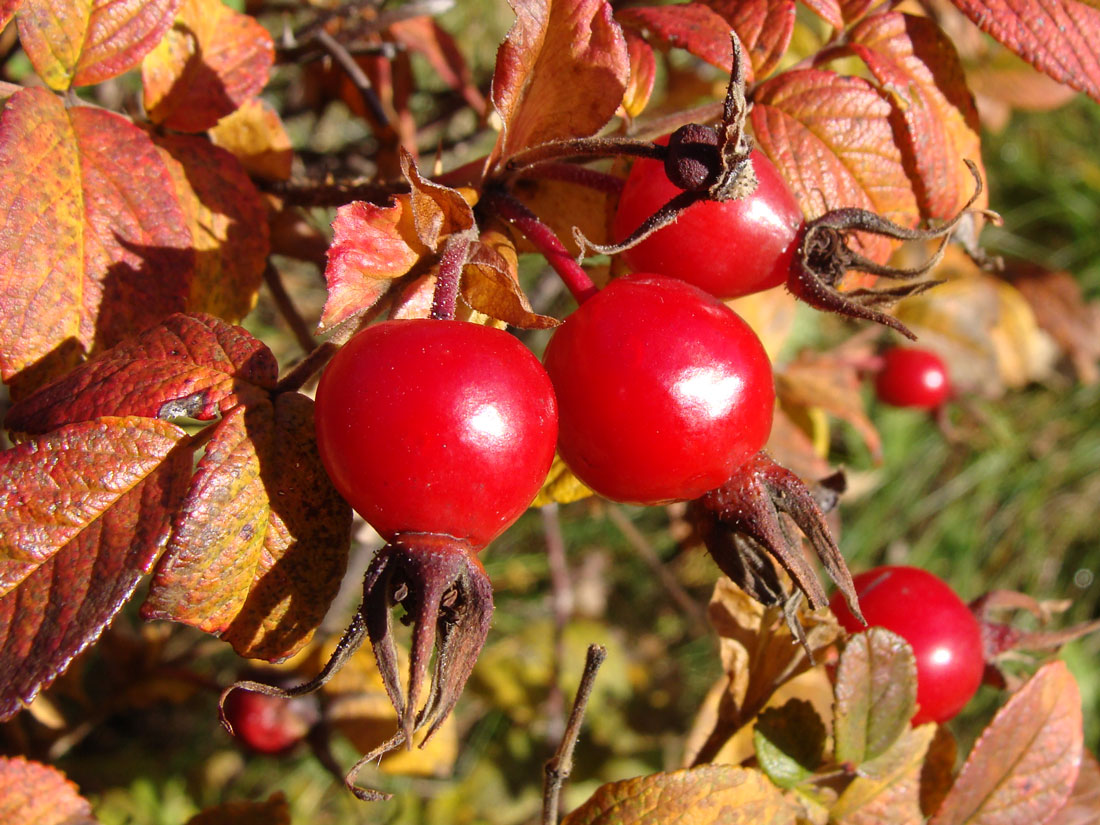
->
[753,699,827,789]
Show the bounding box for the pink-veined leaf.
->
[617,3,741,76]
[950,0,1100,103]
[142,0,274,132]
[143,394,351,661]
[849,12,986,219]
[704,0,795,78]
[0,756,98,825]
[0,417,191,720]
[751,68,920,265]
[15,0,180,90]
[489,0,629,167]
[0,88,194,385]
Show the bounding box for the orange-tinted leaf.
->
[389,16,486,116]
[16,0,179,90]
[512,173,619,254]
[0,417,192,720]
[751,68,920,265]
[849,13,986,218]
[320,199,422,333]
[931,661,1083,825]
[1047,750,1100,825]
[401,148,475,251]
[0,417,185,595]
[156,135,269,322]
[800,0,877,28]
[142,0,273,132]
[704,0,795,78]
[832,724,936,825]
[617,3,740,75]
[462,228,558,329]
[833,628,918,767]
[0,2,20,33]
[921,726,959,817]
[6,313,278,435]
[950,0,1100,102]
[621,28,657,119]
[0,756,97,825]
[561,765,797,825]
[184,793,288,825]
[490,0,628,165]
[208,99,293,182]
[143,394,351,661]
[753,699,827,788]
[0,88,194,383]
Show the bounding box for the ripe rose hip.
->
[874,347,952,409]
[830,565,984,724]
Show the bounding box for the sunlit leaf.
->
[142,0,274,132]
[489,0,629,165]
[833,628,918,767]
[617,3,740,76]
[143,394,351,661]
[799,0,877,27]
[0,88,194,384]
[950,0,1100,103]
[832,724,936,825]
[16,0,179,90]
[0,756,98,825]
[401,148,476,251]
[931,661,1083,825]
[704,0,795,78]
[531,454,594,506]
[0,2,21,33]
[621,28,657,119]
[0,417,191,720]
[849,13,986,219]
[562,765,798,825]
[462,227,558,329]
[751,68,920,265]
[156,135,269,322]
[208,99,293,182]
[184,794,288,825]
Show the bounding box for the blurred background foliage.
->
[2,1,1100,823]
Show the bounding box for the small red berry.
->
[222,688,314,755]
[830,566,984,724]
[874,348,952,409]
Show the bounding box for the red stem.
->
[483,190,598,305]
[430,234,470,320]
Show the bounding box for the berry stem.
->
[515,162,626,195]
[429,233,472,320]
[501,136,665,177]
[484,189,599,305]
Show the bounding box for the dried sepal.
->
[790,160,988,339]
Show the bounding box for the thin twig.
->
[315,29,392,131]
[263,263,319,354]
[276,342,338,394]
[542,503,573,743]
[542,644,607,825]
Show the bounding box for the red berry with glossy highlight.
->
[612,145,804,299]
[830,566,984,724]
[543,273,775,505]
[875,348,952,409]
[314,319,558,548]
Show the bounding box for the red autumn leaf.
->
[799,0,877,28]
[143,394,351,661]
[142,0,274,133]
[849,13,986,219]
[930,660,1083,825]
[489,0,629,166]
[320,199,423,333]
[617,3,741,76]
[5,313,278,435]
[703,0,795,78]
[0,88,194,385]
[751,68,920,265]
[0,417,191,720]
[389,16,487,116]
[1,1,22,34]
[155,135,269,323]
[949,0,1100,103]
[0,756,98,825]
[15,0,179,90]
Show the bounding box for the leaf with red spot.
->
[0,756,98,825]
[930,661,1083,825]
[0,416,191,720]
[949,0,1100,103]
[617,3,740,76]
[703,0,795,78]
[320,199,424,333]
[155,134,269,323]
[143,393,351,661]
[849,13,986,219]
[0,88,194,386]
[489,0,629,166]
[751,68,920,265]
[142,0,274,133]
[6,313,278,435]
[15,0,179,90]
